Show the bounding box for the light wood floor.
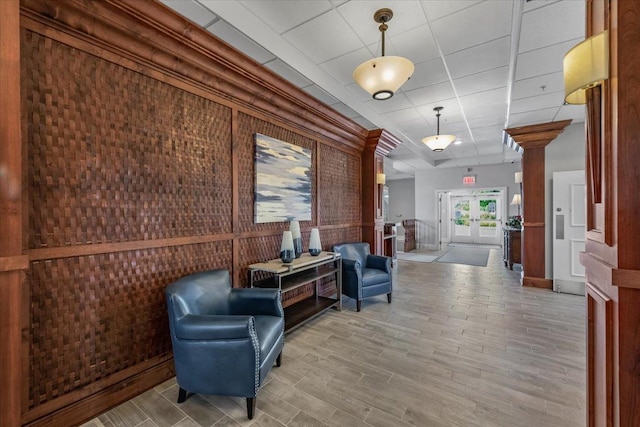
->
[82,250,586,427]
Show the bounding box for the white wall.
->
[386,178,415,223]
[414,162,522,248]
[545,122,586,278]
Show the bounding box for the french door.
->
[450,194,502,245]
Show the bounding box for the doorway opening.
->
[437,188,507,250]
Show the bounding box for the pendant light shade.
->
[422,107,456,152]
[353,8,414,100]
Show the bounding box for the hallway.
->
[84,249,586,427]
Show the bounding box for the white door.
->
[450,194,502,245]
[553,170,586,295]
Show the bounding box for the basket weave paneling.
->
[318,145,360,225]
[22,30,232,249]
[236,113,316,233]
[27,240,232,409]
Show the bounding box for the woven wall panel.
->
[236,112,317,233]
[27,240,232,409]
[22,30,232,249]
[318,145,360,225]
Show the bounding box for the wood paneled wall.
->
[5,0,368,425]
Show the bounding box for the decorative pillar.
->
[504,120,572,288]
[362,130,400,255]
[0,1,25,426]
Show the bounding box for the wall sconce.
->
[510,193,521,216]
[376,173,386,185]
[514,172,523,184]
[563,30,609,104]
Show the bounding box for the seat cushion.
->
[362,267,390,287]
[253,315,284,361]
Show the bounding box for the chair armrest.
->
[342,258,361,273]
[367,254,391,273]
[174,314,254,340]
[229,288,283,317]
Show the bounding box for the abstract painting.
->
[254,133,312,223]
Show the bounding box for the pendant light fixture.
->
[422,106,456,152]
[353,8,414,100]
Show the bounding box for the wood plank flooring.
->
[82,250,586,427]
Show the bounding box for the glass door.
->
[450,194,502,245]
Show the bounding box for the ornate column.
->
[362,129,400,255]
[504,120,571,288]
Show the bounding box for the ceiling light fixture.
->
[563,30,609,104]
[422,107,456,152]
[353,8,414,100]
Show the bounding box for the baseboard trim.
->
[523,276,553,289]
[23,358,175,427]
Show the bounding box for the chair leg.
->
[177,387,188,403]
[246,397,256,419]
[276,351,282,367]
[356,300,361,312]
[387,292,392,303]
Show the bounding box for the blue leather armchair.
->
[165,269,284,419]
[333,242,392,312]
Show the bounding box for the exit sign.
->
[463,175,476,185]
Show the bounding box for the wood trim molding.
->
[366,129,403,156]
[612,268,640,289]
[522,277,553,289]
[522,222,544,228]
[22,357,174,427]
[0,255,29,272]
[504,120,573,149]
[20,0,369,152]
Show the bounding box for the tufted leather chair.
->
[165,269,284,419]
[332,242,392,312]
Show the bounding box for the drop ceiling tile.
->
[476,144,504,155]
[453,66,509,97]
[337,1,428,46]
[508,107,558,127]
[459,87,508,110]
[416,99,461,123]
[383,108,423,124]
[319,48,372,86]
[396,117,432,133]
[401,57,449,92]
[421,0,483,21]
[389,24,439,65]
[464,103,508,122]
[512,71,564,100]
[510,91,565,115]
[264,59,313,88]
[346,82,376,102]
[303,85,340,105]
[239,0,333,35]
[404,81,455,107]
[445,36,511,79]
[331,102,360,119]
[351,115,378,129]
[523,0,561,13]
[471,125,506,141]
[431,1,513,55]
[515,38,581,81]
[519,0,584,53]
[365,93,412,114]
[162,0,217,27]
[468,113,507,129]
[283,10,363,64]
[206,20,275,64]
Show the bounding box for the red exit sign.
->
[463,175,476,185]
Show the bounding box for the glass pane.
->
[454,199,471,236]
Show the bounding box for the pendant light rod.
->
[434,106,443,135]
[374,8,392,56]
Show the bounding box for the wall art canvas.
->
[254,133,312,223]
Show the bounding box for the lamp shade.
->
[515,172,523,184]
[563,30,609,105]
[510,194,521,205]
[422,134,456,152]
[353,56,414,100]
[376,173,386,185]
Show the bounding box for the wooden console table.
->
[248,252,341,333]
[503,228,521,270]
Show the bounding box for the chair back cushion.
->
[166,269,232,317]
[333,242,370,267]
